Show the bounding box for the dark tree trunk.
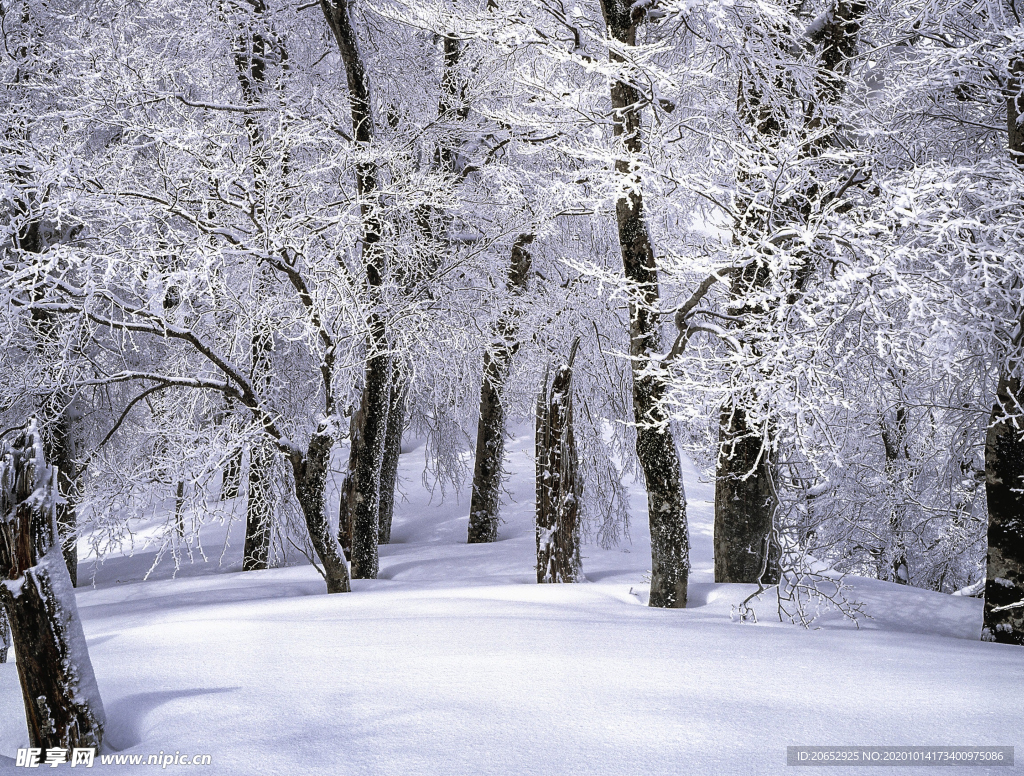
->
[0,425,105,749]
[982,57,1024,644]
[468,235,533,544]
[243,442,274,571]
[346,351,391,578]
[378,369,408,545]
[41,399,83,587]
[714,405,780,584]
[221,448,243,499]
[880,394,910,585]
[0,604,9,663]
[535,342,582,583]
[715,1,865,585]
[321,0,389,580]
[234,0,277,572]
[291,430,352,594]
[597,0,689,608]
[174,480,186,538]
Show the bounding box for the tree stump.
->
[536,340,582,584]
[0,421,105,749]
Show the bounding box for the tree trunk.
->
[535,342,582,583]
[880,395,910,585]
[42,398,83,587]
[715,1,865,584]
[321,0,389,580]
[243,442,274,571]
[597,0,689,608]
[234,0,278,572]
[0,603,10,663]
[174,480,186,537]
[714,405,780,584]
[291,430,352,594]
[378,368,407,545]
[0,423,105,749]
[468,234,533,544]
[982,56,1024,644]
[346,351,390,578]
[221,447,243,499]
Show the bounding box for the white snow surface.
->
[1,428,1021,774]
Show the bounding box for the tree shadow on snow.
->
[103,687,239,752]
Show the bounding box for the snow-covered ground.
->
[1,429,1021,774]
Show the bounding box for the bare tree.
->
[468,234,533,543]
[597,0,689,607]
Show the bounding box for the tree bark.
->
[880,393,910,585]
[41,398,83,587]
[378,368,407,545]
[597,0,689,607]
[714,405,780,584]
[243,442,274,570]
[233,0,278,571]
[468,234,533,544]
[0,424,105,750]
[321,0,389,580]
[982,56,1024,644]
[535,342,582,583]
[0,603,9,663]
[346,353,390,578]
[221,447,243,499]
[291,430,352,594]
[715,1,864,584]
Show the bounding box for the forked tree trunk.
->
[0,423,105,749]
[597,0,689,607]
[983,56,1024,644]
[468,235,533,544]
[535,343,582,583]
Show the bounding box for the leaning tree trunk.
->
[535,342,582,583]
[468,234,533,544]
[983,55,1024,644]
[597,0,689,608]
[0,423,105,749]
[292,428,352,594]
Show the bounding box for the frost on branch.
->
[0,421,105,749]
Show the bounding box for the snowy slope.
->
[0,429,1020,775]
